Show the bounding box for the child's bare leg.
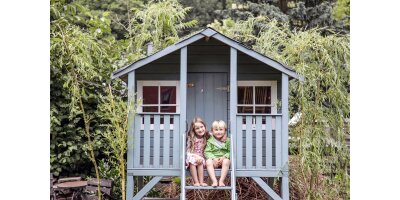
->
[189,164,200,186]
[197,164,207,186]
[206,159,218,187]
[219,159,231,186]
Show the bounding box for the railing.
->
[133,113,180,169]
[236,114,282,170]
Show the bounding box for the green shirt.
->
[204,135,230,159]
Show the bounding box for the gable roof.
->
[112,27,303,81]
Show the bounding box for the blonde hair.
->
[186,117,210,153]
[211,120,227,132]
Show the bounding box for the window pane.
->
[238,106,253,113]
[143,86,158,104]
[255,106,271,114]
[160,86,176,104]
[160,106,176,113]
[238,86,253,104]
[143,106,158,112]
[255,86,271,104]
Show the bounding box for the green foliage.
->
[127,0,198,52]
[97,86,141,200]
[50,0,196,196]
[97,159,123,199]
[214,1,289,24]
[180,0,225,32]
[288,1,348,34]
[209,1,349,35]
[50,0,117,177]
[333,0,350,25]
[76,0,145,39]
[210,17,350,199]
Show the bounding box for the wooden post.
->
[180,47,187,200]
[230,47,237,200]
[127,71,135,200]
[281,73,289,200]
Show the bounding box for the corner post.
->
[127,71,136,200]
[180,47,187,200]
[230,47,237,200]
[281,73,289,200]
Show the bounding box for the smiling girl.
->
[186,117,210,186]
[205,120,231,187]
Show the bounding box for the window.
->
[237,81,277,114]
[137,81,180,113]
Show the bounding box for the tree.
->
[180,0,224,33]
[51,1,197,199]
[333,0,350,25]
[201,0,349,35]
[127,0,198,51]
[97,86,141,200]
[209,17,350,199]
[50,0,121,198]
[76,0,145,39]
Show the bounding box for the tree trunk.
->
[222,0,226,10]
[280,0,288,13]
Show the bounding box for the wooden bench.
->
[82,179,114,200]
[53,176,83,200]
[57,176,82,183]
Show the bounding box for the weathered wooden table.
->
[55,180,87,200]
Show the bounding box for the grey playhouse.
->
[112,27,302,200]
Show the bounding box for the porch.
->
[129,113,285,176]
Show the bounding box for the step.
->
[185,186,232,190]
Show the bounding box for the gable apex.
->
[201,28,217,37]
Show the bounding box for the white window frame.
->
[237,81,278,114]
[238,81,278,130]
[137,80,180,114]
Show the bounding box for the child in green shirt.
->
[205,120,231,187]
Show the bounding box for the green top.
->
[204,135,230,159]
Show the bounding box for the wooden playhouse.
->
[112,27,302,200]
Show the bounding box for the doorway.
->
[186,73,228,130]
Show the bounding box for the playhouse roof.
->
[112,27,303,81]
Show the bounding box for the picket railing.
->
[133,113,181,169]
[236,114,282,170]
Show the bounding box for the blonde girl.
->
[186,117,210,186]
[205,120,231,187]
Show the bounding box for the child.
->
[205,120,231,187]
[186,117,210,186]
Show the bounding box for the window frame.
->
[237,81,278,114]
[137,80,180,114]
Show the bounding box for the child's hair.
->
[211,120,227,132]
[186,117,210,153]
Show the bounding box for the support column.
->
[180,47,187,200]
[281,73,289,200]
[230,47,237,200]
[127,71,135,200]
